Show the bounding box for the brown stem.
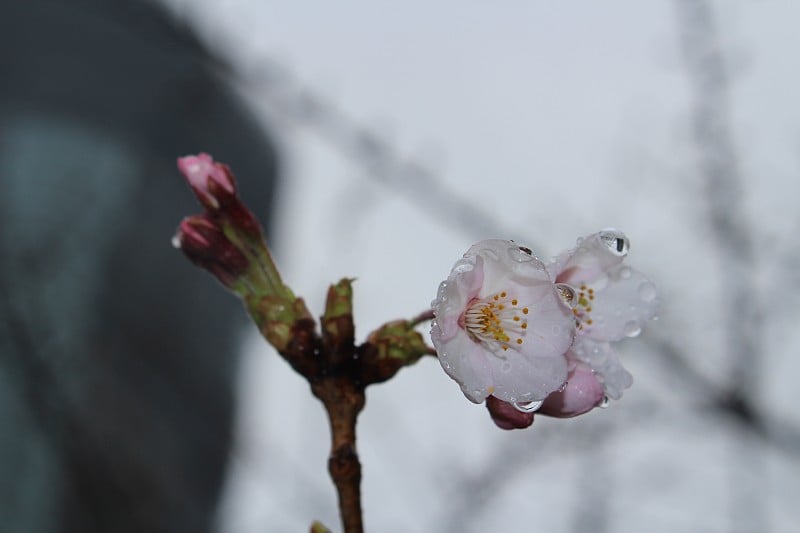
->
[409,309,435,327]
[311,377,366,533]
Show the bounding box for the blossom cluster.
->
[430,233,658,429]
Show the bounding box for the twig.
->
[311,378,365,533]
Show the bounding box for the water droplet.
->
[552,325,562,336]
[638,282,657,302]
[555,283,578,308]
[501,361,512,373]
[623,320,641,338]
[171,234,182,249]
[619,266,632,279]
[518,245,533,256]
[599,230,630,257]
[508,246,534,262]
[598,395,610,409]
[513,399,543,413]
[558,381,568,393]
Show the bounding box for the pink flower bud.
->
[485,395,534,430]
[174,215,249,287]
[177,153,236,210]
[538,361,605,418]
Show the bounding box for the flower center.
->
[462,291,529,352]
[573,283,595,330]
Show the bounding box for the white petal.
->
[511,280,576,359]
[488,348,568,403]
[431,254,484,342]
[552,231,627,285]
[581,264,659,342]
[467,239,551,297]
[433,327,494,403]
[570,341,633,400]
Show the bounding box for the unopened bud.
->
[175,215,249,288]
[485,395,534,430]
[177,153,236,210]
[538,362,605,418]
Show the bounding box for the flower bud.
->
[538,361,605,418]
[174,215,249,288]
[485,395,534,430]
[177,153,236,210]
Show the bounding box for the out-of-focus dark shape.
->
[0,1,279,532]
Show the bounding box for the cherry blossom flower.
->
[551,229,659,401]
[430,239,575,405]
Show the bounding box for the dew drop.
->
[623,320,641,338]
[552,325,562,336]
[599,230,630,257]
[638,282,657,302]
[598,395,610,409]
[508,246,534,263]
[171,234,182,249]
[513,399,544,413]
[501,361,512,373]
[619,266,632,279]
[555,283,578,309]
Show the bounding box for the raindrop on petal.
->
[598,395,610,409]
[518,245,533,256]
[599,230,630,257]
[555,283,578,309]
[501,361,512,373]
[619,266,632,279]
[508,246,534,262]
[623,320,642,338]
[638,281,657,302]
[513,399,544,413]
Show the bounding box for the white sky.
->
[162,1,800,531]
